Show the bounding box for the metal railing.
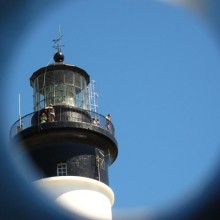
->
[10,106,115,139]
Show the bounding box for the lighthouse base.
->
[34,176,114,220]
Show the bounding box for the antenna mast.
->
[18,93,22,127]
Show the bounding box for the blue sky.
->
[5,0,220,213]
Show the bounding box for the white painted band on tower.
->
[35,176,114,220]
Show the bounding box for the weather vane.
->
[53,26,64,52]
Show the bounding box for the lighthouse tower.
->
[10,34,118,220]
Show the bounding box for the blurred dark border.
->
[1,1,220,219]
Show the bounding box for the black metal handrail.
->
[10,107,115,139]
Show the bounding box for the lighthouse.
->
[10,33,118,220]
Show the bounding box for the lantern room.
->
[30,60,90,111]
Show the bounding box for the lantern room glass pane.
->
[65,91,74,106]
[75,73,82,89]
[64,71,74,84]
[45,71,54,86]
[37,74,44,89]
[54,90,64,103]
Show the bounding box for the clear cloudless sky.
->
[5,0,220,214]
